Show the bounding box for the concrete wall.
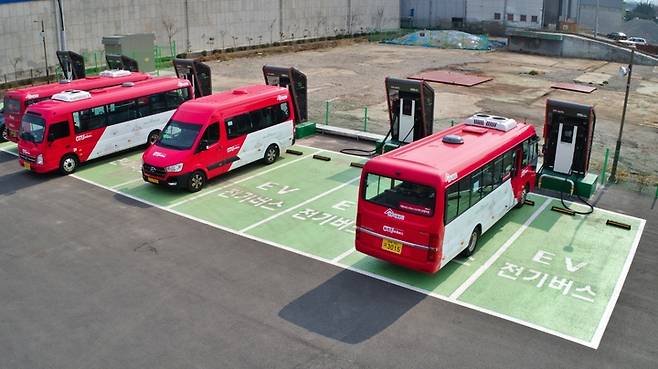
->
[400,0,466,29]
[0,0,399,80]
[576,4,622,35]
[508,31,658,65]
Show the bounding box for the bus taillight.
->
[427,233,439,261]
[355,214,362,241]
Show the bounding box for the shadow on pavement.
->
[279,269,425,344]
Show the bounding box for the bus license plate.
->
[382,239,403,254]
[23,162,30,170]
[147,177,159,184]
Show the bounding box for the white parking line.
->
[449,198,552,300]
[112,178,144,188]
[166,150,323,209]
[331,248,355,263]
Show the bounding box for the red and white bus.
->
[141,85,294,192]
[3,70,150,142]
[18,77,192,174]
[355,114,539,273]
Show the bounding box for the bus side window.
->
[493,158,503,189]
[164,88,189,110]
[136,96,150,117]
[74,106,106,133]
[106,100,136,125]
[457,177,470,216]
[277,102,290,123]
[150,93,168,115]
[48,121,70,140]
[225,113,252,139]
[482,163,494,198]
[470,170,483,206]
[445,182,460,224]
[250,107,274,131]
[522,140,530,167]
[503,151,513,179]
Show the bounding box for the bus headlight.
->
[165,163,184,173]
[36,154,43,165]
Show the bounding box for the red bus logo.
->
[384,208,405,220]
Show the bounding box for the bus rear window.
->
[3,97,21,114]
[363,173,436,217]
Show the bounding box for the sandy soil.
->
[205,42,657,182]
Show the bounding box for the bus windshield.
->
[3,97,21,114]
[363,173,436,217]
[157,120,202,150]
[20,113,46,143]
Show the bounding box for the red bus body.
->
[356,116,538,273]
[17,77,192,174]
[141,85,295,192]
[3,71,150,142]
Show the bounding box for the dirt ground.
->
[203,40,656,184]
[205,41,657,184]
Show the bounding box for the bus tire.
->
[187,170,206,193]
[59,154,79,175]
[0,125,7,142]
[515,184,529,209]
[263,144,279,165]
[461,226,481,257]
[147,130,161,146]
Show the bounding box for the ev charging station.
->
[262,65,308,124]
[56,50,86,80]
[379,77,435,152]
[105,54,140,72]
[538,99,598,198]
[172,59,212,97]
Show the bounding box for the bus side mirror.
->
[197,139,209,152]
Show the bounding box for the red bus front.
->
[355,162,445,274]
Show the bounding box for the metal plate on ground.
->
[551,83,597,93]
[408,70,493,87]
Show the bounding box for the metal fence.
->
[2,42,177,88]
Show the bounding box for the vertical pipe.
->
[57,0,67,51]
[363,106,368,132]
[184,0,191,52]
[324,101,330,126]
[594,0,599,36]
[600,148,609,184]
[610,49,634,182]
[279,0,283,40]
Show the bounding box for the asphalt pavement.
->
[0,145,656,369]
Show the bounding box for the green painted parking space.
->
[0,141,18,156]
[173,150,362,231]
[339,195,545,297]
[0,141,644,348]
[456,199,643,344]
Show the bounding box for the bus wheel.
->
[147,130,161,146]
[515,184,529,209]
[263,144,279,165]
[461,226,480,257]
[0,126,7,142]
[187,170,206,193]
[59,154,79,175]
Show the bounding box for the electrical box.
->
[385,77,435,144]
[102,33,155,72]
[543,99,596,176]
[56,51,86,80]
[263,65,308,124]
[173,59,212,97]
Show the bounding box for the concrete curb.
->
[315,125,386,142]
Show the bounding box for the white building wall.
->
[466,0,543,28]
[0,0,400,79]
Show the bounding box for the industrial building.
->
[400,0,623,34]
[0,0,399,82]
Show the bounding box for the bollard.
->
[363,106,368,132]
[324,101,330,125]
[601,148,609,185]
[451,120,455,127]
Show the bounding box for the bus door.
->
[72,106,108,160]
[195,122,223,175]
[222,112,253,169]
[45,120,73,162]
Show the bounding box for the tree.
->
[162,17,179,53]
[625,2,656,21]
